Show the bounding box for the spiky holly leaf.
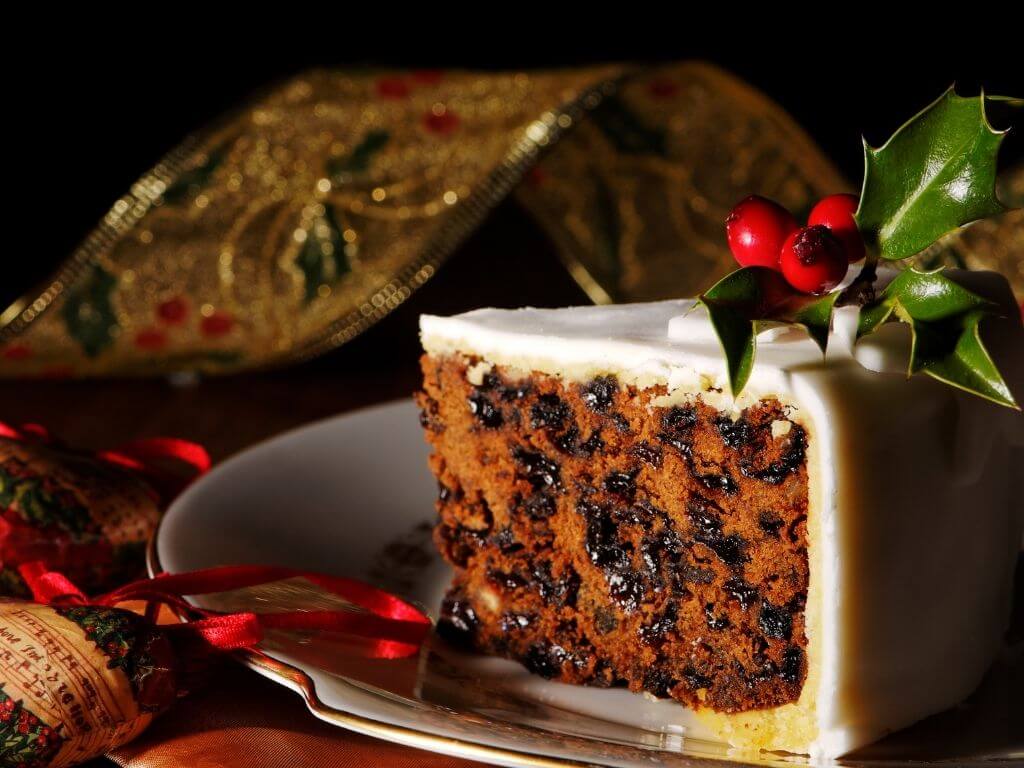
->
[699,267,839,397]
[855,89,1008,260]
[857,268,1017,408]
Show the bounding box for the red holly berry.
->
[780,225,849,295]
[157,297,188,325]
[808,193,864,262]
[725,195,798,270]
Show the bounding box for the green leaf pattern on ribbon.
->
[587,173,623,293]
[61,264,118,357]
[0,456,98,537]
[590,95,667,156]
[296,205,351,303]
[328,130,390,180]
[162,144,227,204]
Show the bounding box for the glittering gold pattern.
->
[1,65,1019,377]
[514,62,848,303]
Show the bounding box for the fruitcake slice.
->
[417,292,1023,758]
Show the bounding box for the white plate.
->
[153,400,1022,767]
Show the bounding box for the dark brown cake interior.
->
[417,354,810,713]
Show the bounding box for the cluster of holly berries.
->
[725,194,863,295]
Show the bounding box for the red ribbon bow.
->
[18,561,431,659]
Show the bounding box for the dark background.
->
[8,34,1023,372]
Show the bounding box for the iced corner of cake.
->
[415,287,1024,758]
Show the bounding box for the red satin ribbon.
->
[0,420,211,501]
[5,425,430,658]
[17,561,431,659]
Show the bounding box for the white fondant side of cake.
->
[796,360,1022,757]
[418,272,1024,758]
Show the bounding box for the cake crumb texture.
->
[418,354,811,713]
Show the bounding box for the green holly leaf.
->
[328,130,390,180]
[699,267,839,397]
[789,290,841,354]
[61,264,118,357]
[296,205,350,303]
[857,269,1017,408]
[855,89,1009,260]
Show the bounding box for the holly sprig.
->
[857,269,1015,406]
[701,268,839,396]
[700,88,1021,408]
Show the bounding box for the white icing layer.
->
[419,270,1024,758]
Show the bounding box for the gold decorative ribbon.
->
[1,63,1018,377]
